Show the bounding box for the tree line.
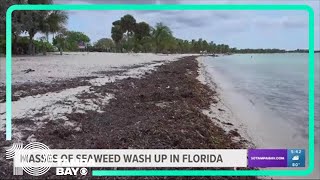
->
[99,14,233,54]
[0,1,95,55]
[0,0,70,55]
[92,14,292,54]
[0,3,311,55]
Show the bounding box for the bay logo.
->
[56,167,88,176]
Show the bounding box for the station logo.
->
[56,167,88,176]
[6,142,52,176]
[6,142,91,177]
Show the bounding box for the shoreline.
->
[197,57,256,149]
[0,55,255,179]
[198,55,320,179]
[0,56,249,148]
[197,55,310,149]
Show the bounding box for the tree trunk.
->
[28,37,32,55]
[115,43,119,53]
[43,44,47,55]
[28,34,35,55]
[12,34,18,55]
[46,32,49,42]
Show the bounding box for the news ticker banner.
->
[6,142,305,176]
[14,149,247,168]
[13,149,305,168]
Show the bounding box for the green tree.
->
[152,22,173,53]
[94,38,115,52]
[64,31,90,51]
[0,1,24,54]
[52,28,67,55]
[221,44,229,53]
[1,0,64,55]
[191,39,196,53]
[134,22,151,52]
[39,11,68,55]
[208,41,216,53]
[134,22,150,41]
[40,11,68,41]
[111,25,123,51]
[53,30,90,53]
[120,14,136,37]
[21,0,54,55]
[121,34,135,52]
[111,22,123,52]
[140,36,154,52]
[111,15,137,52]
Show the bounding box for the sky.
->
[52,0,320,50]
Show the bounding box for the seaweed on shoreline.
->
[0,56,257,179]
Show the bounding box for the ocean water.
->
[202,53,320,147]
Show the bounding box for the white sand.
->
[0,53,189,142]
[0,52,187,85]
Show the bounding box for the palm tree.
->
[53,27,67,55]
[22,0,53,55]
[152,23,173,53]
[41,11,68,41]
[40,11,68,54]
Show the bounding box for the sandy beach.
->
[0,53,186,134]
[0,53,257,179]
[1,1,318,178]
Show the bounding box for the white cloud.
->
[52,0,319,49]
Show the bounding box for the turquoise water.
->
[203,53,319,142]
